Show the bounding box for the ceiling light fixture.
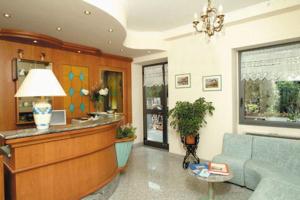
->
[120,49,124,52]
[77,50,81,53]
[108,28,113,33]
[84,10,91,15]
[3,13,11,18]
[108,40,112,44]
[56,27,62,31]
[193,0,225,37]
[33,40,38,43]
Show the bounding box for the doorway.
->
[143,62,169,149]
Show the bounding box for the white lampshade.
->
[15,69,66,97]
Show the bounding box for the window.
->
[239,42,300,128]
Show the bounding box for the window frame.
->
[238,41,300,128]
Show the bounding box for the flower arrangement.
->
[90,87,108,102]
[90,86,109,112]
[116,123,136,139]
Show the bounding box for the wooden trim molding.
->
[0,28,132,62]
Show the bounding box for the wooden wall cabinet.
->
[13,59,52,125]
[0,39,132,131]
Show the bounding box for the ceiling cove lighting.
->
[3,13,11,18]
[193,0,225,37]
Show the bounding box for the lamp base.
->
[33,100,52,130]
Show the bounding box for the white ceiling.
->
[127,0,266,31]
[0,0,267,57]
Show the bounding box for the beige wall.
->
[168,8,300,160]
[131,63,144,144]
[132,8,300,159]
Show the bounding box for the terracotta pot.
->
[185,135,196,144]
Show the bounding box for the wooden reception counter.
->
[0,115,123,200]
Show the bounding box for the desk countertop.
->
[0,114,123,140]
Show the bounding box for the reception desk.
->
[0,115,123,200]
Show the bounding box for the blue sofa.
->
[213,133,300,200]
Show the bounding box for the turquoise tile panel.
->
[79,72,84,81]
[80,103,85,112]
[69,87,75,96]
[68,71,74,80]
[69,103,75,113]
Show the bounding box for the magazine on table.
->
[208,162,229,176]
[189,163,210,178]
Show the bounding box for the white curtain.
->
[241,43,300,81]
[144,65,164,87]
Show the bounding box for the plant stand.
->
[181,134,200,169]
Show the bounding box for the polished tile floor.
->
[109,146,253,200]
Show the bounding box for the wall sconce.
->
[17,49,24,59]
[41,52,46,61]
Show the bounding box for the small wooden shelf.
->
[16,121,34,125]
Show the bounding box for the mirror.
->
[100,70,123,113]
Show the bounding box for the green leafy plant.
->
[116,123,136,139]
[169,97,215,137]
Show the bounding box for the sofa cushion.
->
[222,133,253,159]
[245,159,300,190]
[249,178,300,200]
[252,136,300,176]
[213,154,248,186]
[245,160,281,190]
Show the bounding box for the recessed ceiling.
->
[0,0,155,57]
[127,0,267,31]
[0,0,268,58]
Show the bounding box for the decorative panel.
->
[62,65,89,119]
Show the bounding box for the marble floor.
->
[108,146,253,200]
[147,129,163,143]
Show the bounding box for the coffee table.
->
[189,167,233,200]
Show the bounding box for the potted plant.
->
[115,123,137,171]
[90,86,109,112]
[169,97,214,144]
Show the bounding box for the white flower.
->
[81,89,89,95]
[99,88,109,96]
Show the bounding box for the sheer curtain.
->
[241,42,300,81]
[143,65,164,87]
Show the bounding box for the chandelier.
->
[193,0,225,37]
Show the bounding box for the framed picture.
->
[202,75,222,91]
[175,73,191,88]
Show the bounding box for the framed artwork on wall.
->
[175,73,191,88]
[202,75,222,91]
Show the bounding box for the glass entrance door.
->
[143,63,168,149]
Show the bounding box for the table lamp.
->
[15,69,66,130]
